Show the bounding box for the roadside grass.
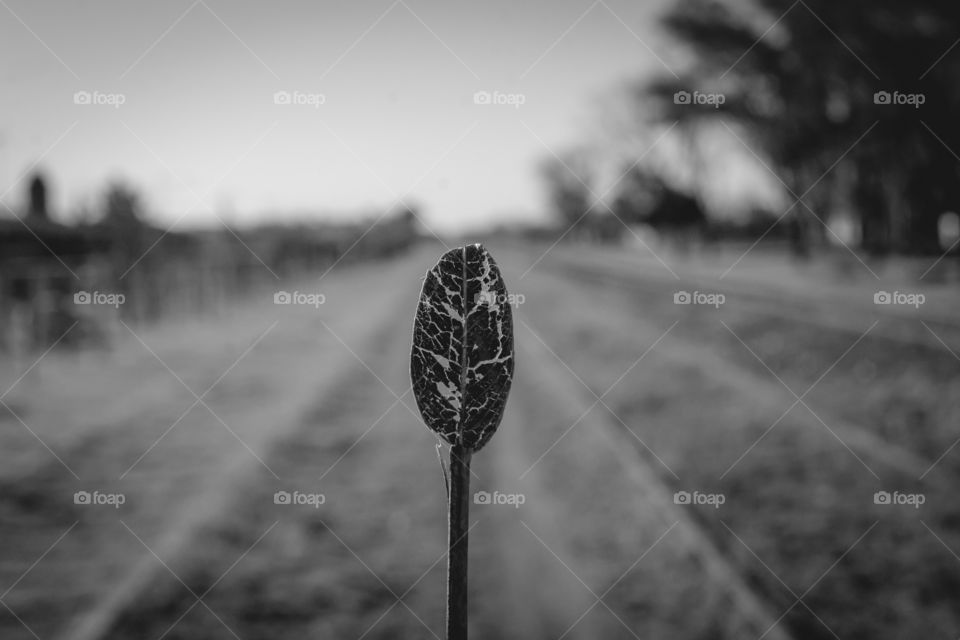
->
[525,265,960,640]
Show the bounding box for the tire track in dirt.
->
[471,400,622,639]
[49,255,427,640]
[282,285,612,639]
[342,303,614,639]
[103,323,416,640]
[510,335,796,640]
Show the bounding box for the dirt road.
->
[1,242,956,639]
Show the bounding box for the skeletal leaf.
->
[411,244,514,452]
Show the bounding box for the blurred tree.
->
[612,165,667,226]
[642,0,960,255]
[27,173,49,221]
[103,183,143,227]
[611,164,706,250]
[539,150,596,236]
[99,182,149,290]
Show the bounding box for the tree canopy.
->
[641,0,960,254]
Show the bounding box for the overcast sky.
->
[0,0,689,231]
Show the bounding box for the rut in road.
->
[55,259,419,640]
[344,297,614,639]
[511,333,796,640]
[470,384,622,639]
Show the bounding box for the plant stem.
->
[446,444,472,640]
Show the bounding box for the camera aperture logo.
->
[673,290,725,308]
[873,490,924,509]
[673,90,725,108]
[873,290,924,308]
[473,490,525,508]
[473,90,526,109]
[273,490,325,508]
[673,490,725,509]
[74,490,126,508]
[73,90,126,108]
[274,290,325,308]
[873,90,924,109]
[274,90,326,108]
[474,291,525,307]
[74,291,125,308]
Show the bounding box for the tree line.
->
[541,0,960,258]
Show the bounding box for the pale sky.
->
[0,0,689,232]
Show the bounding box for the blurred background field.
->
[2,0,960,638]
